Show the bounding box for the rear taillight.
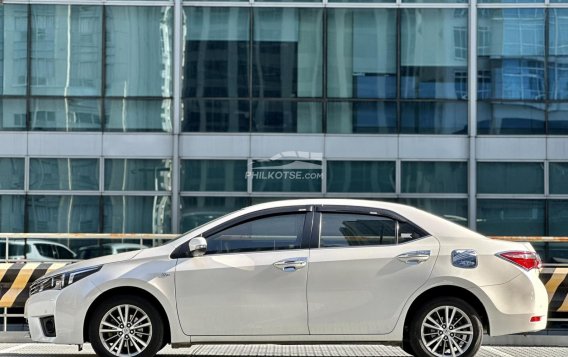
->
[497,251,542,271]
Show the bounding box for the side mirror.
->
[188,237,207,257]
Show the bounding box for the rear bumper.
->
[478,271,548,336]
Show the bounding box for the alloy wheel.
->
[420,305,474,357]
[98,304,153,357]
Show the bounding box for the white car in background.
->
[25,199,548,357]
[77,243,147,260]
[0,240,76,261]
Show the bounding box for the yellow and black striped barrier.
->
[0,262,67,308]
[0,262,567,314]
[542,267,568,314]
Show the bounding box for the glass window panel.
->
[252,101,322,133]
[180,196,250,232]
[477,162,544,194]
[550,163,568,194]
[0,5,28,95]
[477,102,545,135]
[105,99,172,132]
[327,161,395,193]
[549,103,568,134]
[183,7,249,98]
[404,0,466,2]
[251,159,322,193]
[549,10,568,100]
[477,199,545,236]
[105,159,172,191]
[402,162,467,193]
[27,195,100,233]
[477,9,545,100]
[399,198,468,227]
[320,213,396,248]
[0,196,24,232]
[479,0,542,3]
[205,214,305,255]
[532,241,568,264]
[30,98,102,131]
[327,101,396,134]
[253,8,322,98]
[0,158,24,190]
[30,158,99,190]
[0,99,26,130]
[549,58,568,100]
[30,5,102,96]
[181,160,247,192]
[106,7,173,97]
[549,201,568,236]
[401,102,468,134]
[182,99,249,132]
[103,196,171,233]
[329,0,393,2]
[327,9,396,99]
[401,9,468,99]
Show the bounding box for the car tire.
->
[89,295,164,357]
[408,297,483,357]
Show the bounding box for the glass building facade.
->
[1,0,568,239]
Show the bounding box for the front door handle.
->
[397,250,431,264]
[273,257,308,272]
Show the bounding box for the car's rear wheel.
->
[408,297,482,357]
[89,295,164,357]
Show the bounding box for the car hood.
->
[42,250,142,278]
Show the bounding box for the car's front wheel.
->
[408,297,483,357]
[89,295,164,357]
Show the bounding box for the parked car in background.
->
[0,240,76,261]
[26,199,547,357]
[77,243,147,260]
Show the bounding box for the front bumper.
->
[25,278,99,344]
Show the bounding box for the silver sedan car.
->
[25,199,548,357]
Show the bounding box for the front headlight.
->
[30,265,102,296]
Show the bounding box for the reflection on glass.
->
[30,98,101,131]
[184,7,249,98]
[105,99,172,132]
[399,198,468,227]
[401,102,468,134]
[327,161,395,193]
[477,9,545,100]
[0,99,27,130]
[253,8,323,98]
[181,196,250,232]
[477,102,545,134]
[181,160,247,192]
[27,195,100,233]
[477,199,545,235]
[550,163,568,194]
[0,5,28,95]
[183,100,249,132]
[0,196,25,232]
[402,162,467,193]
[327,9,396,99]
[549,10,568,100]
[103,196,171,233]
[549,103,568,134]
[105,159,172,191]
[251,159,322,193]
[31,5,102,96]
[327,101,396,134]
[477,162,544,194]
[106,7,173,97]
[401,9,468,99]
[549,201,568,237]
[0,158,24,190]
[478,0,541,3]
[30,158,99,191]
[252,101,322,133]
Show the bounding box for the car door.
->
[175,206,313,336]
[307,206,440,335]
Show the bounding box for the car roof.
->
[79,243,146,251]
[3,239,73,248]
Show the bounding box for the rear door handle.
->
[397,250,431,264]
[273,257,308,272]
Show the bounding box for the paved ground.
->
[1,344,568,357]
